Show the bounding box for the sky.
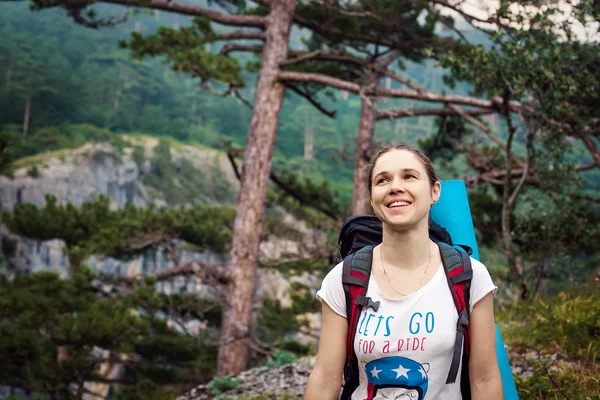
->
[451,0,599,41]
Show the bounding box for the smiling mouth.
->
[388,201,411,208]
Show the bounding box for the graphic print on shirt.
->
[364,356,430,400]
[356,310,436,355]
[356,308,443,400]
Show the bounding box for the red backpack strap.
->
[439,242,473,392]
[340,246,377,400]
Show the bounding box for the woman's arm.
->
[303,301,348,400]
[469,292,503,400]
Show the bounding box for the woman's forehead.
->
[373,149,425,173]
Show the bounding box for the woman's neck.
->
[380,221,432,270]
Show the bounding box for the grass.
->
[497,286,600,399]
[12,148,74,170]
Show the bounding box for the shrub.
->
[207,376,241,395]
[266,350,298,369]
[515,358,600,400]
[499,291,600,362]
[27,165,39,178]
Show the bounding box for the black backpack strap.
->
[439,242,473,398]
[340,246,375,400]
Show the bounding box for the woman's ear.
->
[432,181,441,205]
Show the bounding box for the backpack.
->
[337,214,473,400]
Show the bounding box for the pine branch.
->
[112,0,266,27]
[154,261,232,284]
[278,70,526,111]
[104,261,232,289]
[286,84,336,118]
[32,0,266,28]
[376,107,494,120]
[579,131,600,168]
[214,30,266,41]
[305,0,377,18]
[199,81,235,97]
[446,103,524,167]
[64,4,129,28]
[282,49,424,91]
[259,251,332,269]
[220,44,263,56]
[232,88,253,110]
[225,149,341,221]
[429,0,501,31]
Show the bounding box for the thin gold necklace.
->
[380,245,432,297]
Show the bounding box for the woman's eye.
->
[405,174,417,179]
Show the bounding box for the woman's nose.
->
[388,178,405,193]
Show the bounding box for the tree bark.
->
[579,131,600,168]
[352,90,376,215]
[501,108,529,300]
[216,0,295,377]
[23,96,31,136]
[6,50,15,93]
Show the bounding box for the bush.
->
[207,376,241,395]
[27,165,39,178]
[498,289,600,399]
[265,350,298,369]
[515,359,600,400]
[499,291,600,362]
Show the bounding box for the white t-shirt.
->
[316,251,496,400]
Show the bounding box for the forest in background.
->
[0,2,500,206]
[0,0,599,399]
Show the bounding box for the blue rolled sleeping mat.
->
[430,180,519,400]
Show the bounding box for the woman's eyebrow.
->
[374,168,421,178]
[373,171,389,179]
[403,168,421,175]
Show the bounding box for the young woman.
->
[304,144,502,400]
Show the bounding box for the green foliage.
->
[207,376,241,395]
[290,282,321,314]
[0,130,17,176]
[1,193,236,267]
[497,287,600,399]
[143,139,236,205]
[498,290,600,362]
[515,359,600,400]
[0,267,212,396]
[132,144,146,168]
[115,379,177,400]
[1,194,112,248]
[26,164,39,178]
[269,170,347,222]
[0,124,127,168]
[265,349,298,369]
[259,298,299,345]
[122,17,245,87]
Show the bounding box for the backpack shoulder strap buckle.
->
[355,295,380,312]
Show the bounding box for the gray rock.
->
[179,356,318,400]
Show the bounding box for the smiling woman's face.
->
[370,149,440,231]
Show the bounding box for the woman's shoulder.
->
[468,256,488,271]
[322,260,345,283]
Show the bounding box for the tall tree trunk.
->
[304,114,313,161]
[216,0,295,377]
[6,51,15,93]
[352,87,377,215]
[501,108,529,300]
[114,89,121,111]
[23,96,31,136]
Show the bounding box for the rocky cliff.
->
[0,134,322,319]
[0,135,324,399]
[0,136,237,210]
